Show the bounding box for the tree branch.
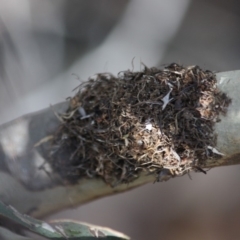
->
[0,70,239,218]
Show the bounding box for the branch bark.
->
[0,71,239,218]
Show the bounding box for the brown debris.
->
[49,64,231,185]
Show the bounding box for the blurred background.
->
[1,0,240,239]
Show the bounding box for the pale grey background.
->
[1,0,240,239]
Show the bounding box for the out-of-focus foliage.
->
[0,200,130,240]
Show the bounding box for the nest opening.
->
[49,63,231,185]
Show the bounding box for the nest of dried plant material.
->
[50,63,231,185]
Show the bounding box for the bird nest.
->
[50,63,231,185]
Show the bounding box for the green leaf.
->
[0,200,130,239]
[48,219,130,239]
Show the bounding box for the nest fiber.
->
[50,64,231,185]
